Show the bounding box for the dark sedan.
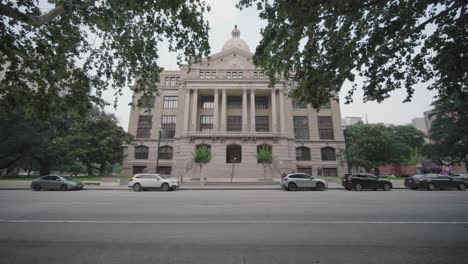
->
[31,175,84,191]
[405,174,467,191]
[342,173,392,191]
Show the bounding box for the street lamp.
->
[343,128,351,173]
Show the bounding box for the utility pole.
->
[156,130,161,173]
[343,128,351,173]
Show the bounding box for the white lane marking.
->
[1,220,468,225]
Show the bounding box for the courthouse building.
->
[122,26,348,179]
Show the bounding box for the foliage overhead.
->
[0,0,211,118]
[422,90,468,167]
[238,0,468,108]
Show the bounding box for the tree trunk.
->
[99,162,108,176]
[39,160,51,176]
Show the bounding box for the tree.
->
[192,145,212,181]
[66,108,134,176]
[422,91,468,171]
[256,145,272,179]
[238,0,467,108]
[0,105,133,176]
[0,0,211,118]
[344,123,425,173]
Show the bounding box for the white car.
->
[128,174,179,192]
[281,173,328,191]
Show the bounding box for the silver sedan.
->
[31,175,84,191]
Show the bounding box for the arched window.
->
[257,144,272,163]
[226,144,242,163]
[158,146,173,160]
[134,145,149,159]
[296,147,311,161]
[321,147,336,161]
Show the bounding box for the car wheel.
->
[411,187,418,190]
[458,183,466,191]
[133,183,142,192]
[288,183,297,191]
[60,185,68,191]
[315,182,325,191]
[161,183,170,192]
[32,184,41,191]
[383,183,391,191]
[345,187,352,191]
[427,183,436,191]
[354,183,362,191]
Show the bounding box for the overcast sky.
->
[102,0,437,130]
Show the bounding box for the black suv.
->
[342,173,392,191]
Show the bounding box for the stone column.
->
[242,89,248,132]
[183,89,191,133]
[191,89,198,132]
[250,89,256,132]
[213,89,219,131]
[271,89,277,132]
[279,89,286,134]
[221,89,227,131]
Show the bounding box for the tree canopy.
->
[0,0,211,118]
[238,0,467,108]
[345,123,426,172]
[422,90,468,169]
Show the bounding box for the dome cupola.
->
[222,25,250,52]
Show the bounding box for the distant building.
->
[423,109,435,132]
[122,26,348,179]
[341,116,362,128]
[411,117,428,134]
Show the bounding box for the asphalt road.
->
[1,189,468,264]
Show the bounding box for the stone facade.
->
[122,26,348,179]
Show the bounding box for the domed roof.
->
[222,25,251,52]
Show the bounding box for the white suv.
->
[128,174,179,192]
[281,173,328,191]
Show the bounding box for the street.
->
[1,189,468,264]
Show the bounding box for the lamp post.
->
[343,128,351,173]
[156,130,162,173]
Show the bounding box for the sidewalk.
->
[0,180,406,190]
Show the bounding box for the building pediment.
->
[198,48,256,70]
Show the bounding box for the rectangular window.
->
[253,72,258,79]
[255,96,269,109]
[292,99,307,109]
[157,166,172,176]
[238,72,243,79]
[200,72,205,79]
[255,116,269,132]
[293,116,309,139]
[170,77,175,86]
[200,116,213,132]
[232,72,237,79]
[227,116,242,132]
[297,167,312,176]
[164,77,170,86]
[163,96,178,109]
[259,71,264,79]
[318,116,334,140]
[226,72,231,79]
[211,72,216,79]
[136,115,152,138]
[227,96,242,109]
[323,168,338,177]
[132,166,147,175]
[161,115,176,138]
[201,96,214,109]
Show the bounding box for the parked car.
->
[31,175,83,191]
[451,174,468,182]
[342,173,392,191]
[405,174,467,191]
[281,173,327,191]
[128,174,179,191]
